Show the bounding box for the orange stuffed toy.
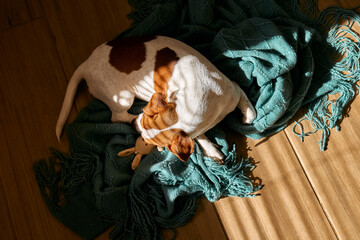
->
[117,137,156,170]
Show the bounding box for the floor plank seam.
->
[1,17,44,32]
[283,130,340,240]
[0,174,16,239]
[211,202,230,240]
[25,0,43,20]
[40,12,82,118]
[12,100,41,240]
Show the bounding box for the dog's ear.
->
[143,92,168,117]
[167,130,194,162]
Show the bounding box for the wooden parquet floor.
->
[0,0,359,239]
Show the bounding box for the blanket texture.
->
[124,0,360,151]
[34,0,360,239]
[35,100,258,239]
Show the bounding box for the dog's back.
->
[57,36,244,143]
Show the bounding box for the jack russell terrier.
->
[56,36,256,163]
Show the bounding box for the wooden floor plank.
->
[214,131,337,240]
[0,0,31,30]
[26,0,43,20]
[317,0,359,10]
[0,33,42,240]
[0,175,15,239]
[0,20,81,239]
[40,0,133,115]
[284,95,360,239]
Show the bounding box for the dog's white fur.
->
[56,36,256,162]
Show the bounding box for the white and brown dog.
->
[56,36,256,163]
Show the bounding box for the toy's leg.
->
[196,134,224,164]
[237,88,256,124]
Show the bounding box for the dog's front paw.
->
[203,147,224,164]
[196,134,225,164]
[242,107,256,124]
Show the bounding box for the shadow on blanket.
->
[34,99,260,239]
[34,0,360,239]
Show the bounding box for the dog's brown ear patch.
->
[167,130,194,162]
[154,47,179,94]
[142,92,168,117]
[143,129,194,162]
[141,92,178,130]
[107,36,156,74]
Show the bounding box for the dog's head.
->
[134,92,194,162]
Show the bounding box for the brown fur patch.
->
[141,105,178,130]
[141,92,178,130]
[143,129,176,146]
[107,36,156,74]
[154,47,179,94]
[144,129,194,162]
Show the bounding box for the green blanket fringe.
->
[293,7,360,150]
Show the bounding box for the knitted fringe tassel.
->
[293,6,360,151]
[200,145,261,201]
[109,183,198,240]
[109,142,260,240]
[33,148,95,213]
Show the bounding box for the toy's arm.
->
[117,147,136,157]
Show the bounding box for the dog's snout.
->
[131,117,141,133]
[131,118,137,131]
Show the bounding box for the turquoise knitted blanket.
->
[34,0,360,239]
[124,0,360,150]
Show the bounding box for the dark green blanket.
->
[35,99,258,239]
[34,0,360,239]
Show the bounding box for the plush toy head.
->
[117,136,156,170]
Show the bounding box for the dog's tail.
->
[55,63,85,141]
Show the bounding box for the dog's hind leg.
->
[237,88,256,124]
[111,111,138,123]
[110,91,138,123]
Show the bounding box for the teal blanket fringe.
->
[34,0,360,239]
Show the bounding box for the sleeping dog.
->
[56,36,256,163]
